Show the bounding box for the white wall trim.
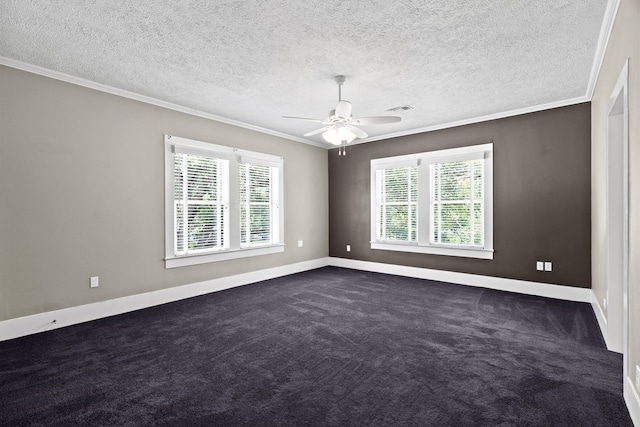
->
[0,258,329,342]
[625,377,640,427]
[328,257,592,302]
[590,292,611,349]
[2,56,590,151]
[3,256,632,420]
[0,56,325,149]
[349,96,590,146]
[585,0,622,99]
[0,257,600,340]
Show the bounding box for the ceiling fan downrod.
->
[334,75,346,102]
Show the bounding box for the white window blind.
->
[173,152,228,255]
[431,159,483,247]
[240,163,274,246]
[376,166,418,242]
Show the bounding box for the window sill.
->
[371,241,493,260]
[165,244,285,269]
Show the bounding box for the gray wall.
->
[0,65,329,321]
[329,103,591,288]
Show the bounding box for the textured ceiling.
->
[0,0,610,147]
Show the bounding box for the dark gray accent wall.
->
[328,103,591,288]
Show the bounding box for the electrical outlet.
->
[544,262,552,272]
[636,365,640,392]
[346,245,351,252]
[90,276,99,288]
[297,240,303,248]
[603,298,607,310]
[536,261,544,271]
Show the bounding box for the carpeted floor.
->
[0,267,633,426]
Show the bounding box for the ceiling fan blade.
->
[303,125,334,137]
[335,100,352,118]
[345,124,368,139]
[351,116,402,125]
[281,116,325,123]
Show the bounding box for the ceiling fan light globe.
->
[337,125,353,140]
[322,125,357,145]
[322,129,342,145]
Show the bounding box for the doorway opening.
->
[605,59,629,370]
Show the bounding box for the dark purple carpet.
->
[0,267,633,426]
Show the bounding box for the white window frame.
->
[165,135,284,268]
[371,143,493,260]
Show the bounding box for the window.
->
[371,143,493,259]
[376,165,417,242]
[165,135,283,268]
[173,151,228,255]
[431,158,484,246]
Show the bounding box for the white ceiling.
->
[0,0,612,147]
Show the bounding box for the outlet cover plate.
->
[544,262,552,272]
[90,276,99,288]
[536,261,544,271]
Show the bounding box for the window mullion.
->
[417,161,430,245]
[227,155,240,250]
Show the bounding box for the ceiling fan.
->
[283,75,401,154]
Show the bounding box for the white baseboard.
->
[328,257,592,302]
[3,256,633,422]
[590,292,612,350]
[0,258,329,342]
[0,257,601,341]
[625,377,640,427]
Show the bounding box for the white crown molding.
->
[349,96,591,147]
[2,56,595,151]
[585,0,622,99]
[0,56,327,149]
